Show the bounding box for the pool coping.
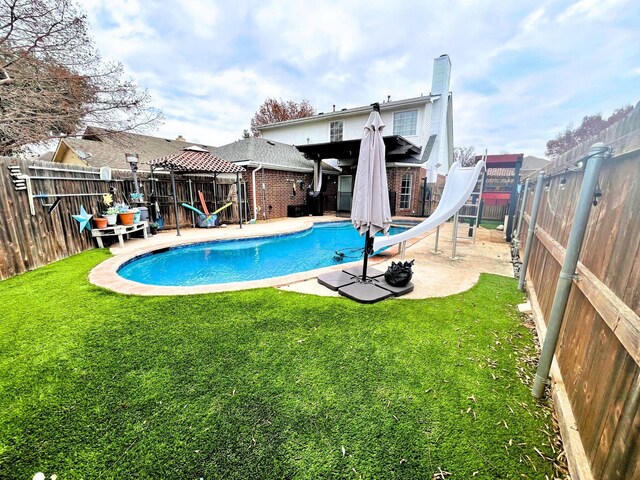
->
[89,218,396,296]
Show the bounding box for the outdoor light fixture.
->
[125,153,141,195]
[126,153,139,166]
[559,176,567,190]
[593,184,602,206]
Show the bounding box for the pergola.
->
[148,148,246,236]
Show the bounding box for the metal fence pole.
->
[518,171,545,291]
[515,178,530,241]
[532,143,609,399]
[451,213,459,259]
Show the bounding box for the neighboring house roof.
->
[257,96,436,130]
[53,127,217,171]
[149,147,244,174]
[213,137,339,173]
[521,155,550,173]
[38,151,55,162]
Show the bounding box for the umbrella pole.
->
[362,230,371,281]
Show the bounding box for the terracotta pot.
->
[93,217,108,229]
[118,211,135,225]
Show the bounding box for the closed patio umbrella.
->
[351,103,392,281]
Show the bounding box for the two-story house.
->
[258,55,454,216]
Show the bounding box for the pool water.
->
[118,222,406,286]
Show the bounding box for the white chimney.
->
[425,54,452,182]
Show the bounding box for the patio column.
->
[236,172,243,229]
[171,166,181,237]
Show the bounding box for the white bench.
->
[91,221,148,248]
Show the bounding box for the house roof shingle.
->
[213,137,338,172]
[148,149,245,174]
[57,128,218,171]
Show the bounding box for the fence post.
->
[518,171,545,291]
[515,178,529,241]
[532,142,609,399]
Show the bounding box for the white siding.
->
[262,103,430,148]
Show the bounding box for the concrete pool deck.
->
[89,215,514,298]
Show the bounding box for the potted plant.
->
[115,202,134,225]
[93,216,108,229]
[104,206,118,226]
[101,194,117,226]
[149,222,159,235]
[132,207,141,224]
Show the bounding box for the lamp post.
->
[125,153,140,194]
[125,152,149,223]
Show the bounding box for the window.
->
[393,110,418,136]
[400,173,413,209]
[330,121,343,142]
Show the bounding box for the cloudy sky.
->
[83,0,639,157]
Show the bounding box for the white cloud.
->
[79,0,640,158]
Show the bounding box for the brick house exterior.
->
[213,137,339,221]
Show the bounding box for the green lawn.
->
[479,220,503,230]
[0,250,556,479]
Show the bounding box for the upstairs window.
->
[330,121,343,142]
[393,110,418,136]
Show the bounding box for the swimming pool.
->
[118,222,406,286]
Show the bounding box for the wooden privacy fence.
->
[0,157,249,280]
[516,105,640,480]
[480,203,508,221]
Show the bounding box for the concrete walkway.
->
[89,216,514,298]
[280,222,513,299]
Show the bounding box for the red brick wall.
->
[243,166,425,220]
[387,167,426,216]
[245,167,311,220]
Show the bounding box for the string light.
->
[559,176,567,190]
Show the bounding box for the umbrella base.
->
[338,279,393,304]
[317,270,414,303]
[317,270,357,291]
[342,265,385,278]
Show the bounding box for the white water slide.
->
[373,160,487,250]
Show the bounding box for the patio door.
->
[337,175,352,212]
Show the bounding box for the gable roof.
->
[149,148,244,174]
[521,155,550,172]
[53,127,217,171]
[213,137,339,173]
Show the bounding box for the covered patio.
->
[148,147,246,235]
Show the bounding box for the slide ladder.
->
[373,160,487,251]
[450,168,485,257]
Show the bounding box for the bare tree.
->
[453,145,476,166]
[0,0,162,154]
[545,105,633,159]
[250,98,315,136]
